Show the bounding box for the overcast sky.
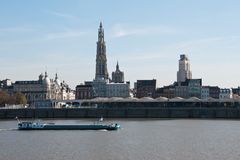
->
[0,0,240,88]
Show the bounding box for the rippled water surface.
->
[0,119,240,160]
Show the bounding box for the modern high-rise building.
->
[177,54,192,82]
[95,22,108,80]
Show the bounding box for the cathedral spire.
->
[116,61,119,71]
[95,22,108,80]
[98,21,104,42]
[45,71,48,78]
[55,73,58,80]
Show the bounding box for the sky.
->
[0,0,240,89]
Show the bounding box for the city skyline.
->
[1,1,240,88]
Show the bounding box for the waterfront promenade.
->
[1,101,240,119]
[1,107,240,119]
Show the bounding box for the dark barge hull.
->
[18,124,119,131]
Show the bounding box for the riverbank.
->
[1,107,240,119]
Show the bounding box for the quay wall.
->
[1,107,240,119]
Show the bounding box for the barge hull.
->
[18,124,119,131]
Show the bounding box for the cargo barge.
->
[17,118,120,131]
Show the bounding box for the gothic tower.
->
[112,61,124,83]
[95,22,109,80]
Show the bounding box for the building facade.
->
[136,79,156,98]
[201,87,210,100]
[188,79,202,98]
[75,84,94,99]
[156,85,175,98]
[1,79,12,87]
[112,62,124,83]
[177,54,192,83]
[106,83,130,98]
[232,87,240,96]
[92,79,107,97]
[219,88,232,100]
[174,79,202,98]
[175,85,189,98]
[13,72,74,107]
[0,79,14,95]
[208,86,220,99]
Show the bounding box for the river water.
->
[0,119,240,160]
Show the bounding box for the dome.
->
[43,72,51,85]
[44,77,51,85]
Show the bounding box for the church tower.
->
[112,61,124,83]
[95,22,109,80]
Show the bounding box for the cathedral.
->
[95,22,125,83]
[78,22,130,98]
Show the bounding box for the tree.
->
[0,91,27,107]
[14,92,27,105]
[0,91,10,107]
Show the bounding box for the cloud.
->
[45,30,87,40]
[45,10,79,21]
[111,24,180,38]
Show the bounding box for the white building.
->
[219,88,232,100]
[106,83,130,98]
[177,54,192,82]
[13,72,75,107]
[1,79,12,87]
[201,87,210,100]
